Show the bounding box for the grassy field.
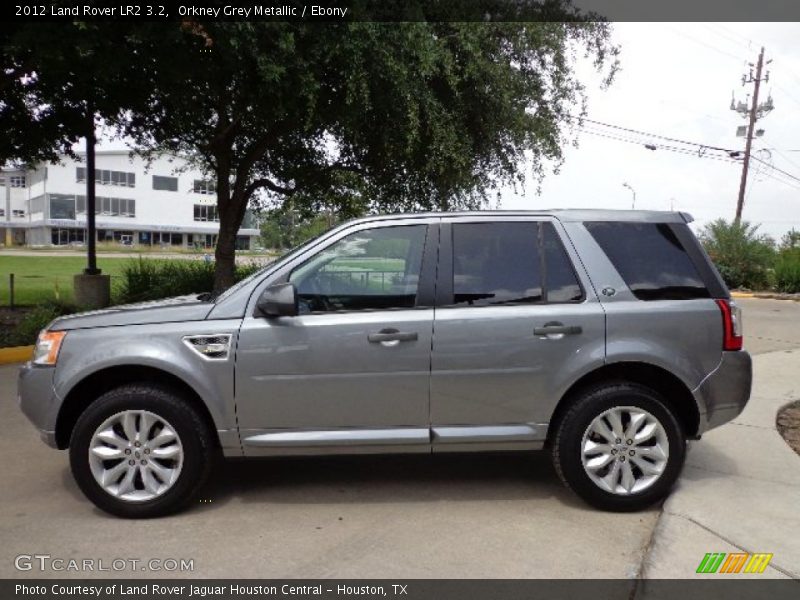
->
[0,256,130,305]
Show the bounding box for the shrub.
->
[0,301,76,347]
[699,219,775,290]
[116,258,263,303]
[774,249,800,293]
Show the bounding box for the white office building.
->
[0,151,259,249]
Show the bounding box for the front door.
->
[235,222,436,455]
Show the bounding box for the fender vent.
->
[182,334,232,360]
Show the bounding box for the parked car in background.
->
[18,210,751,517]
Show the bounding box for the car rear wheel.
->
[551,382,686,511]
[70,384,215,518]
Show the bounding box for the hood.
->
[49,295,215,331]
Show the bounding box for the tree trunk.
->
[212,153,242,294]
[213,213,239,293]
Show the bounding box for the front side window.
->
[289,225,426,313]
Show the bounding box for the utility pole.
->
[84,113,100,275]
[732,47,773,224]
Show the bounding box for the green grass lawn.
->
[0,256,130,305]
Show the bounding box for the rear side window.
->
[543,223,583,302]
[585,222,710,301]
[451,221,582,306]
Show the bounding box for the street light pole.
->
[622,182,636,210]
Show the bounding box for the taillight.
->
[716,299,743,351]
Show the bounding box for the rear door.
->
[429,217,606,451]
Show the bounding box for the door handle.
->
[534,324,582,336]
[368,329,419,343]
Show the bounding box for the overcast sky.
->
[500,22,800,241]
[92,22,800,241]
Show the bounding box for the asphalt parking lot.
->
[0,298,797,580]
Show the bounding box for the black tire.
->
[69,384,215,518]
[551,382,686,512]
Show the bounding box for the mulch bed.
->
[777,400,800,457]
[0,306,33,347]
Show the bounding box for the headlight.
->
[32,330,66,366]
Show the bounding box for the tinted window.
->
[289,225,426,313]
[153,175,178,191]
[452,222,542,306]
[543,222,583,302]
[49,194,75,219]
[585,222,709,301]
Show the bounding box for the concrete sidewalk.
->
[642,348,800,580]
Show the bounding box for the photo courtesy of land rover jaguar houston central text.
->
[18,210,752,518]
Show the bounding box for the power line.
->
[749,154,800,185]
[575,117,738,154]
[578,127,742,164]
[701,24,753,53]
[573,115,800,190]
[662,24,747,64]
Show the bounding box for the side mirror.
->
[256,282,298,317]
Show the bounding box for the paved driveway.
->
[0,298,796,579]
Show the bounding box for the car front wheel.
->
[551,382,686,511]
[69,384,214,518]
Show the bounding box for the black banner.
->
[5,0,800,22]
[4,580,800,600]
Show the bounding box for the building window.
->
[49,194,76,220]
[77,167,135,187]
[0,209,5,217]
[153,175,178,191]
[12,209,26,218]
[76,195,135,217]
[193,204,219,222]
[192,179,216,195]
[236,236,251,251]
[9,176,26,188]
[51,228,86,246]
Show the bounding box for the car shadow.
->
[57,451,603,517]
[191,451,587,512]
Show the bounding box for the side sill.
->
[241,427,430,447]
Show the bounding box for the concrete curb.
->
[731,291,800,301]
[640,349,800,582]
[0,346,33,365]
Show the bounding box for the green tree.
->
[780,228,800,251]
[3,6,618,293]
[699,219,776,290]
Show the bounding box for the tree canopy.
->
[2,7,618,291]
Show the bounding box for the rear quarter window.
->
[585,222,710,301]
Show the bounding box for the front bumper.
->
[17,362,61,449]
[693,350,753,434]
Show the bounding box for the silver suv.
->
[18,210,752,518]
